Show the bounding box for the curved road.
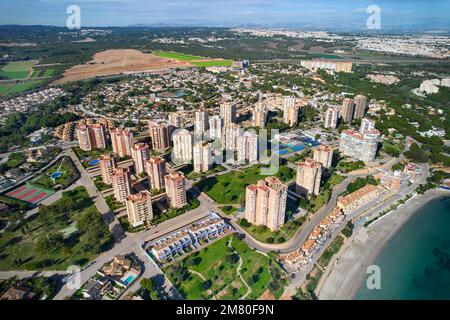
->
[233,152,406,254]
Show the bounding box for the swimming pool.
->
[88,159,100,166]
[50,171,62,179]
[123,274,136,286]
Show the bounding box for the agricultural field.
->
[153,51,204,61]
[0,60,37,79]
[191,60,233,67]
[0,80,43,97]
[154,51,233,67]
[54,49,191,84]
[164,235,286,300]
[30,66,58,78]
[195,164,294,205]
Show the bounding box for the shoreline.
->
[317,188,450,300]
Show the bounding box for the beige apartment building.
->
[99,153,117,185]
[252,102,267,128]
[296,158,322,196]
[245,176,287,231]
[131,142,150,175]
[313,144,333,169]
[76,124,107,151]
[353,95,368,119]
[341,98,355,123]
[126,190,153,227]
[220,102,236,127]
[165,171,187,208]
[168,112,183,128]
[146,156,167,191]
[110,127,134,158]
[148,122,171,150]
[283,96,299,126]
[112,167,132,203]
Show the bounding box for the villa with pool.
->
[80,254,141,300]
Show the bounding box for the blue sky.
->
[1,0,449,30]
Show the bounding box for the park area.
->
[195,164,294,205]
[164,234,286,300]
[4,182,54,205]
[153,51,233,67]
[32,156,79,190]
[0,186,112,271]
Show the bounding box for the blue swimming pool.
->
[50,171,62,179]
[123,275,136,286]
[88,159,100,166]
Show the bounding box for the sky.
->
[1,0,449,30]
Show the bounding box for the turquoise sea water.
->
[357,196,450,300]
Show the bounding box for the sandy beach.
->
[318,188,450,300]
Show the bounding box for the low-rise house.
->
[82,278,112,300]
[1,286,37,300]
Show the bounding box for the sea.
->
[356,196,450,300]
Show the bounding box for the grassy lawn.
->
[94,176,112,191]
[299,173,346,213]
[191,60,233,67]
[153,51,204,61]
[239,213,307,244]
[317,235,345,268]
[153,195,200,224]
[195,164,294,205]
[0,186,112,271]
[218,205,238,216]
[0,60,37,79]
[336,160,365,173]
[186,164,226,180]
[164,235,286,300]
[105,195,125,211]
[72,147,113,167]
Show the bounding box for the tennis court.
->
[5,182,54,204]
